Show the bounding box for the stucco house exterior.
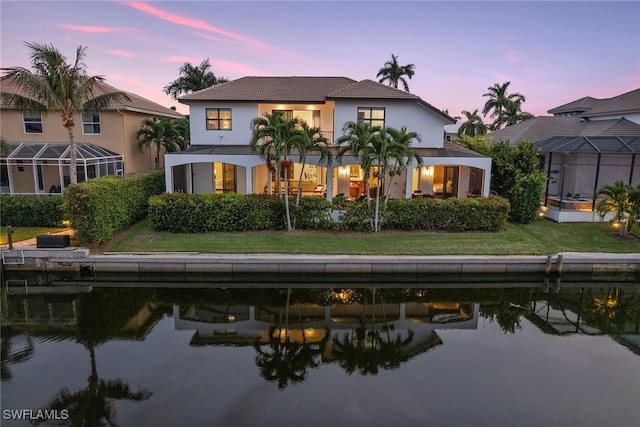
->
[489,88,640,222]
[0,78,183,195]
[165,77,491,201]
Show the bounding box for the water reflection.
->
[2,283,639,419]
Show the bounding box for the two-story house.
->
[165,77,491,201]
[0,78,183,195]
[489,88,640,222]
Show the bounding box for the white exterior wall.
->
[333,101,447,148]
[187,102,258,146]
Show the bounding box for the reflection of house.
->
[165,77,492,200]
[489,88,640,222]
[0,78,183,195]
[174,301,479,360]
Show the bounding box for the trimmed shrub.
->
[64,171,165,244]
[338,200,374,232]
[510,172,546,223]
[149,193,285,232]
[0,194,66,227]
[381,195,509,232]
[293,197,334,230]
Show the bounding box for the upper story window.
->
[23,112,43,133]
[82,112,101,134]
[206,108,232,130]
[357,107,385,127]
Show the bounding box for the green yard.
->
[0,227,68,245]
[105,219,640,255]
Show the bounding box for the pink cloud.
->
[58,24,111,33]
[107,49,136,58]
[163,56,200,64]
[105,72,140,85]
[127,2,269,50]
[211,59,268,77]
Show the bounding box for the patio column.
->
[326,165,334,202]
[405,167,413,198]
[245,167,253,194]
[165,164,173,193]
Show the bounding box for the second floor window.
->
[82,112,101,134]
[357,107,385,128]
[23,112,43,133]
[206,108,232,130]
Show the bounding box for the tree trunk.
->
[296,158,306,206]
[66,124,78,185]
[284,163,292,231]
[374,176,382,232]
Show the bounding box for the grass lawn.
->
[106,219,640,255]
[0,227,68,245]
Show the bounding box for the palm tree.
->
[492,98,534,129]
[136,117,182,169]
[596,180,640,237]
[376,54,415,92]
[163,58,228,99]
[250,112,300,231]
[482,82,526,131]
[458,109,488,137]
[290,120,331,206]
[174,117,190,151]
[1,42,131,184]
[336,121,378,206]
[369,126,422,231]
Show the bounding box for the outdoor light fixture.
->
[421,166,433,177]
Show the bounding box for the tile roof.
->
[178,76,455,123]
[179,76,357,103]
[547,88,640,118]
[488,117,640,144]
[0,76,182,118]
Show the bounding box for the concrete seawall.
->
[2,248,639,285]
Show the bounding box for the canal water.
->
[1,283,639,426]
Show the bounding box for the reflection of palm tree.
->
[254,288,328,389]
[332,288,415,375]
[36,344,151,426]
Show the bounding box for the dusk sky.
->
[2,1,639,118]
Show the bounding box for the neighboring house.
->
[489,88,640,222]
[0,78,183,195]
[444,120,462,142]
[165,77,491,201]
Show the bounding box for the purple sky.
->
[2,1,639,118]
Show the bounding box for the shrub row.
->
[149,193,510,233]
[64,171,165,244]
[379,195,510,231]
[0,194,66,227]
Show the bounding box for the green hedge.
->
[0,194,66,227]
[510,172,546,223]
[149,193,282,232]
[149,193,509,233]
[64,171,165,244]
[344,195,510,232]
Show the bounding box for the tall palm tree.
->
[596,180,640,237]
[250,112,299,231]
[492,98,534,129]
[482,82,526,131]
[163,58,228,99]
[458,109,488,137]
[290,120,331,206]
[336,121,378,206]
[1,42,131,184]
[135,117,182,169]
[376,54,415,92]
[369,126,422,231]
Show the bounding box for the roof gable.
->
[548,88,640,118]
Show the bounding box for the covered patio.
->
[1,142,123,195]
[537,136,640,222]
